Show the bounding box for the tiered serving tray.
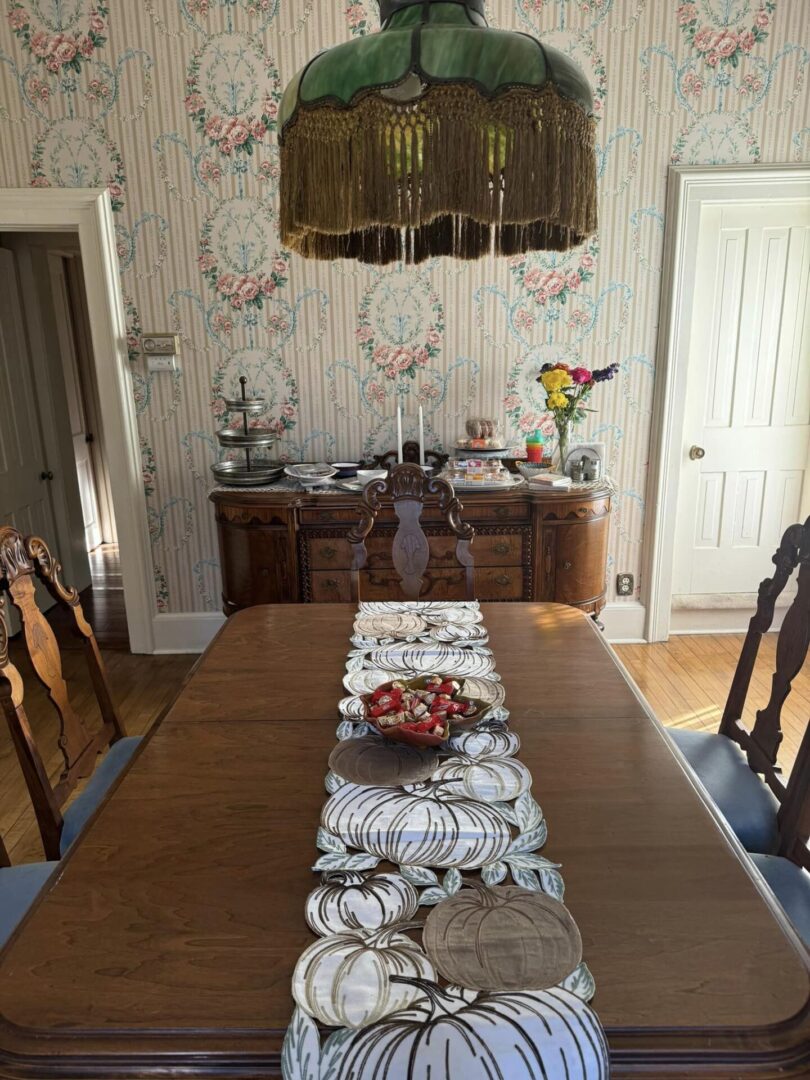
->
[211,376,285,487]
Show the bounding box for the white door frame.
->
[0,189,154,653]
[643,164,810,643]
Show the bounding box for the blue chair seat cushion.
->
[751,854,810,947]
[669,728,779,854]
[60,736,142,855]
[0,862,56,949]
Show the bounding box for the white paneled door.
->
[0,247,58,620]
[674,200,810,602]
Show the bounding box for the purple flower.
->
[591,363,619,383]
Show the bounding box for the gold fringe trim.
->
[280,82,598,264]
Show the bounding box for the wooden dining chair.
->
[670,516,809,855]
[748,717,810,946]
[0,527,141,860]
[0,832,54,950]
[347,463,475,602]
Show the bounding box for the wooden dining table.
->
[0,603,808,1079]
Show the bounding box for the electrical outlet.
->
[616,573,634,596]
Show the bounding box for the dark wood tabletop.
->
[1,604,808,1079]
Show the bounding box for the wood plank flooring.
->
[1,629,804,866]
[616,633,808,775]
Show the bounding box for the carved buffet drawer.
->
[210,484,611,616]
[308,565,527,603]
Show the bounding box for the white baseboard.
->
[601,601,646,644]
[152,612,225,654]
[670,606,784,635]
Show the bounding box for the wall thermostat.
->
[141,333,180,373]
[141,333,180,356]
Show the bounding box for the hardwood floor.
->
[616,632,807,775]
[47,543,130,651]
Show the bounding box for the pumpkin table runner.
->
[282,601,610,1080]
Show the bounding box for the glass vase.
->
[556,420,570,470]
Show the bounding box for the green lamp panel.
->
[297,30,414,108]
[418,28,548,93]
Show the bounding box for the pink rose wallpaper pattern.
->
[0,0,807,615]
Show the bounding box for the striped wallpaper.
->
[0,0,807,614]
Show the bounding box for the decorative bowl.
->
[516,460,553,481]
[361,676,488,747]
[284,463,338,487]
[330,461,361,478]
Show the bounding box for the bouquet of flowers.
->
[536,361,619,465]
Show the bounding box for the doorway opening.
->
[0,231,127,649]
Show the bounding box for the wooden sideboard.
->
[210,482,611,617]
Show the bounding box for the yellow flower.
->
[540,369,573,392]
[547,391,568,410]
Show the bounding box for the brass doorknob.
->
[689,446,706,461]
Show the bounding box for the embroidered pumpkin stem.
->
[389,975,446,1018]
[461,879,501,906]
[369,919,426,946]
[320,870,367,886]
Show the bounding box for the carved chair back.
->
[347,464,475,602]
[719,516,810,809]
[0,527,126,859]
[777,717,810,871]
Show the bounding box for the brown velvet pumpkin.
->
[423,882,582,991]
[329,735,439,787]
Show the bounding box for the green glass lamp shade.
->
[279,0,597,264]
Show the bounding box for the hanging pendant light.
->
[278,0,598,265]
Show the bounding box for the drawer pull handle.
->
[494,507,508,518]
[318,511,335,522]
[495,574,511,586]
[562,561,573,571]
[324,578,339,589]
[321,546,337,560]
[493,542,510,555]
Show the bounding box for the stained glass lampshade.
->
[278,0,598,265]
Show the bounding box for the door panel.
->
[48,253,101,552]
[674,200,810,604]
[0,247,58,622]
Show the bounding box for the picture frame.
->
[561,442,605,480]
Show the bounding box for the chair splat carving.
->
[0,527,127,858]
[347,464,475,601]
[719,517,810,791]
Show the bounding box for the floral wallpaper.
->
[0,0,807,616]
